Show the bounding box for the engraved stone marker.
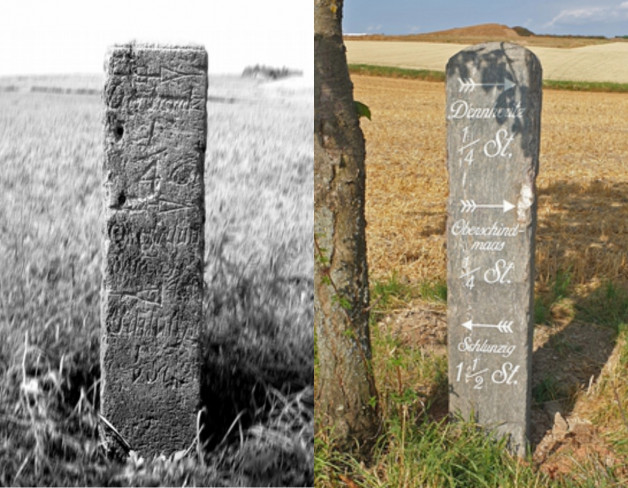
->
[101,44,207,455]
[446,42,542,456]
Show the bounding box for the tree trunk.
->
[314,0,380,452]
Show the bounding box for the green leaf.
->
[339,297,353,311]
[354,100,371,120]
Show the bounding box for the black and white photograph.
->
[0,1,313,486]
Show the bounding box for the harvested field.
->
[354,74,628,289]
[350,74,628,484]
[346,41,628,83]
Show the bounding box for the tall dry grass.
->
[0,75,313,486]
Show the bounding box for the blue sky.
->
[0,0,312,76]
[343,0,628,38]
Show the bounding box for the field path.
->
[346,40,628,83]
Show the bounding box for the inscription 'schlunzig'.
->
[446,42,542,457]
[101,44,207,457]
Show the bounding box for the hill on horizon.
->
[346,22,624,48]
[420,23,522,39]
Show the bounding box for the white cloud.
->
[546,3,628,27]
[547,7,607,26]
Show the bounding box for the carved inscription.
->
[101,44,207,456]
[446,42,542,456]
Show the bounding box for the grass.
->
[533,375,562,404]
[349,63,628,93]
[371,274,446,309]
[315,274,628,486]
[543,79,628,93]
[577,281,628,328]
[418,280,447,303]
[0,75,313,486]
[316,416,550,487]
[349,64,446,82]
[371,272,414,312]
[316,280,545,486]
[314,73,628,486]
[535,268,576,325]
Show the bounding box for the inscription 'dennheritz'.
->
[448,100,526,120]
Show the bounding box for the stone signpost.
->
[101,44,207,455]
[446,42,542,456]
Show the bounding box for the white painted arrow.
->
[458,77,517,93]
[461,320,514,333]
[460,199,515,213]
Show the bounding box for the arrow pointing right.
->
[502,200,515,213]
[458,77,518,93]
[460,199,515,213]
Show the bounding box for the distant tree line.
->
[31,86,100,96]
[513,26,610,40]
[241,65,303,80]
[513,26,534,37]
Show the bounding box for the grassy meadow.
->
[0,74,313,486]
[315,74,628,486]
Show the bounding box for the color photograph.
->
[315,0,628,485]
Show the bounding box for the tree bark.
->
[314,0,379,452]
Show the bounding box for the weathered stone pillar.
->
[101,44,207,456]
[446,42,542,456]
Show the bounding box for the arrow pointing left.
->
[462,319,514,333]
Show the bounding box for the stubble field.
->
[344,74,628,484]
[346,40,628,83]
[355,75,628,287]
[0,75,313,486]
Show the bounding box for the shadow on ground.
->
[531,179,628,445]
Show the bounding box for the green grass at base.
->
[349,64,445,82]
[315,272,628,487]
[349,64,628,93]
[316,416,550,487]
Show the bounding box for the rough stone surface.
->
[101,44,207,456]
[446,42,542,456]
